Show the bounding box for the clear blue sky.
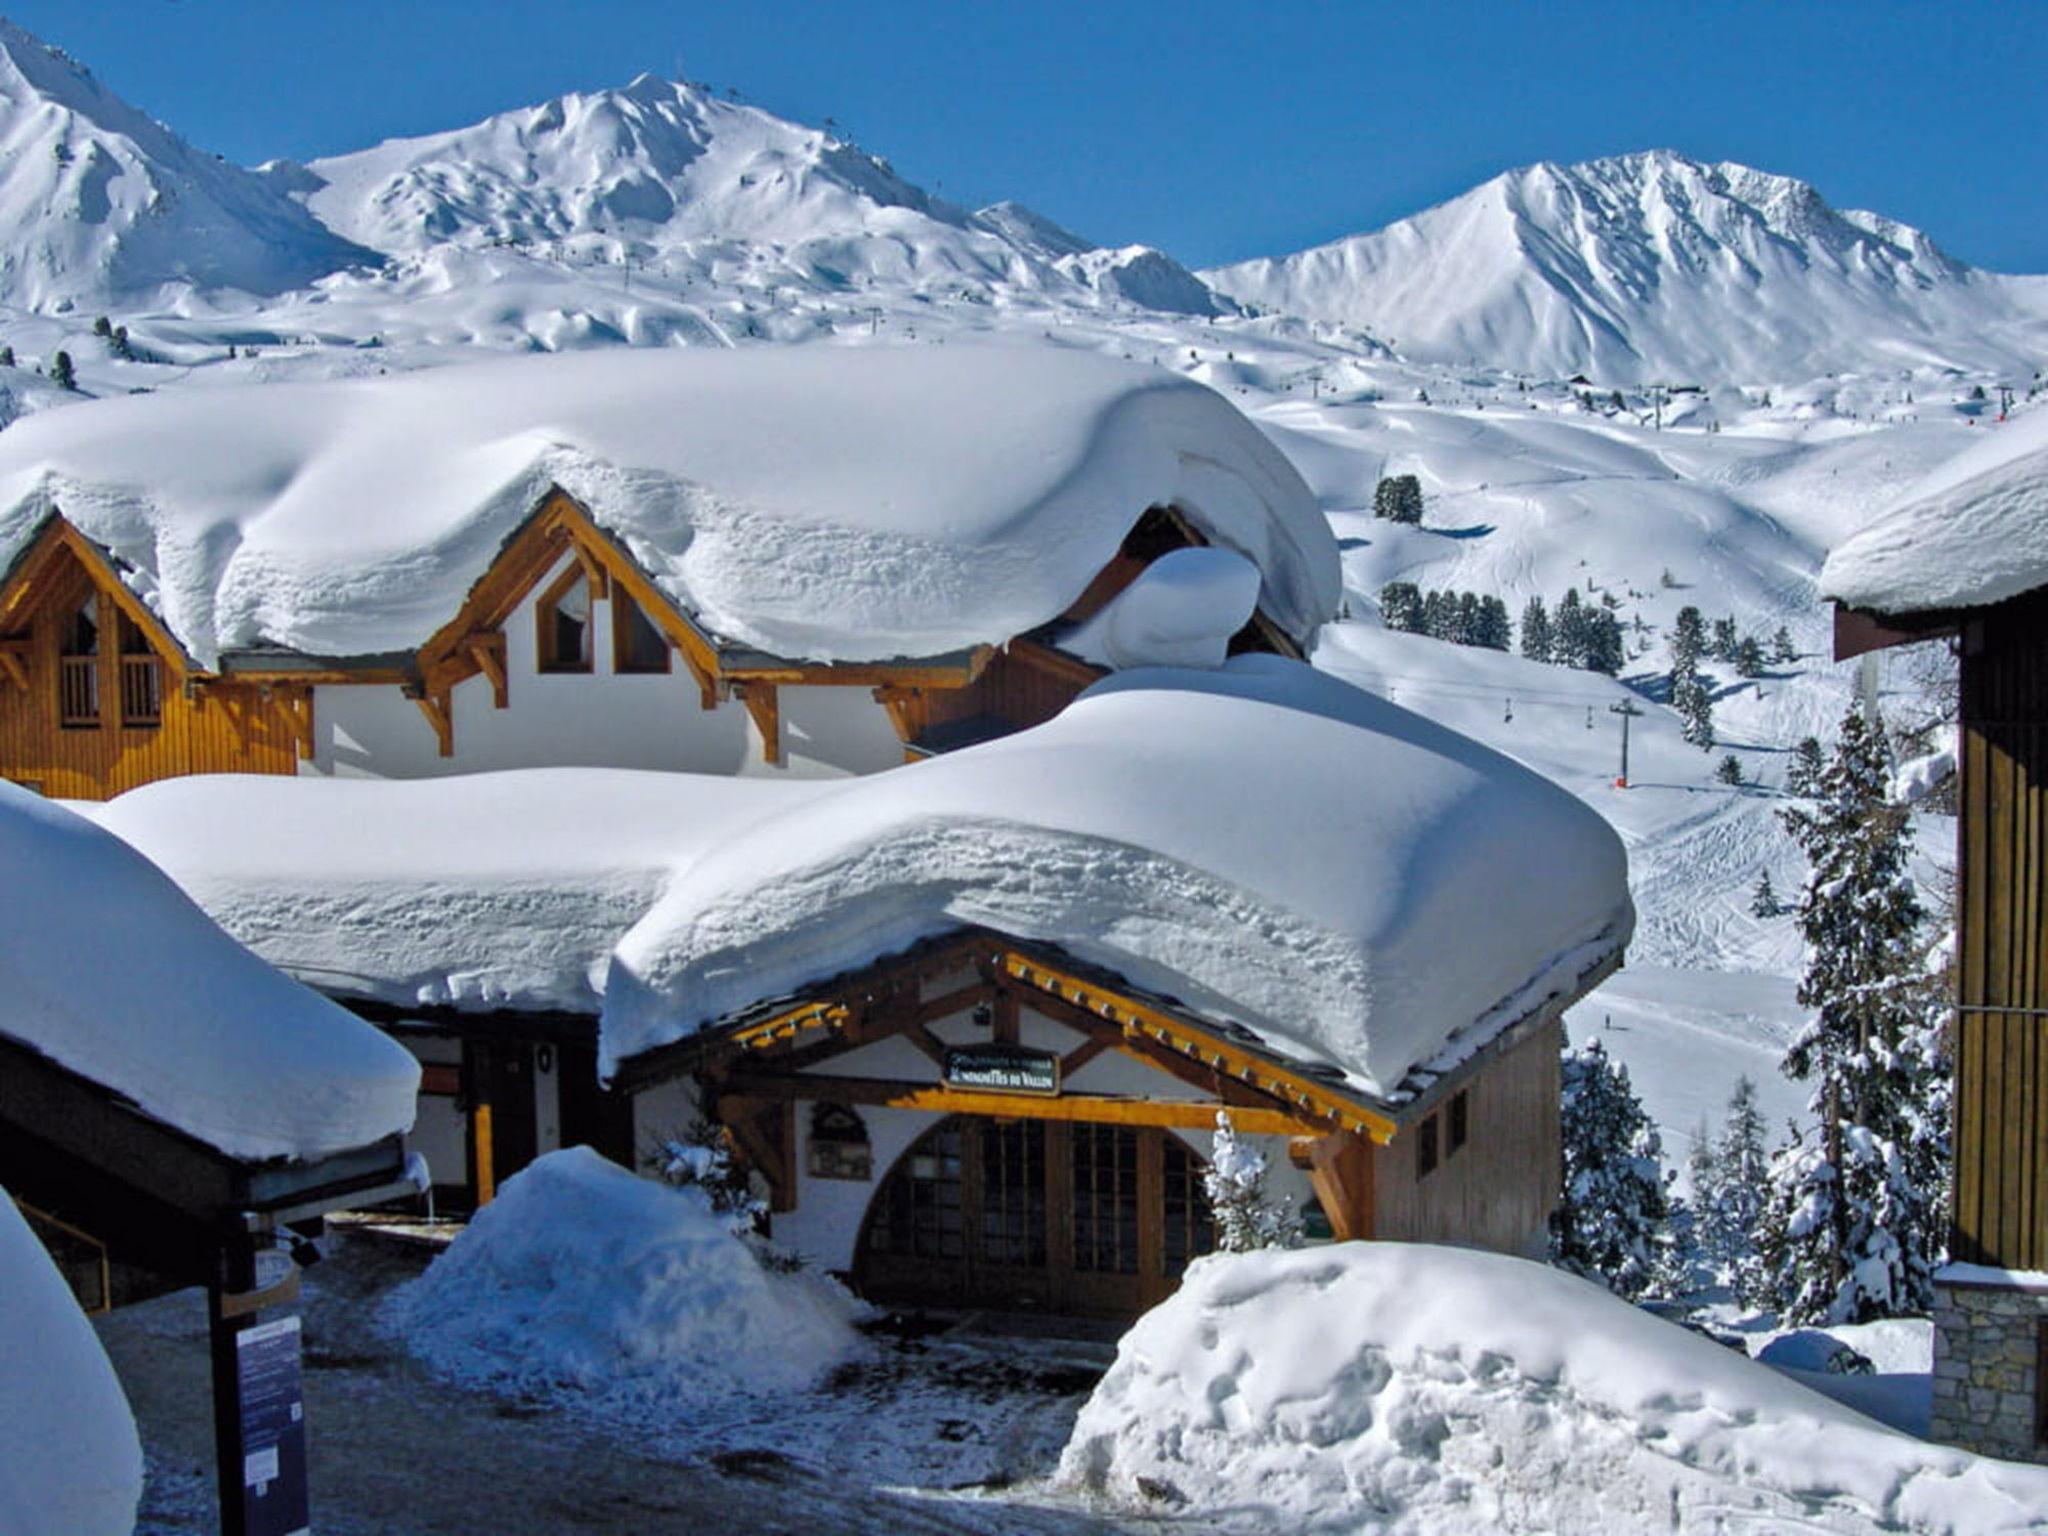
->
[11,0,2046,272]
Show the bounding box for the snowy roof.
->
[604,657,1634,1098]
[0,344,1336,667]
[0,1190,142,1536]
[0,783,419,1161]
[89,769,831,1016]
[1823,408,2048,615]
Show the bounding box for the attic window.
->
[536,566,593,674]
[117,613,161,728]
[1448,1090,1469,1156]
[612,590,671,675]
[1417,1114,1440,1179]
[58,594,100,728]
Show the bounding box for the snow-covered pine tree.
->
[1551,1036,1672,1299]
[1758,702,1949,1324]
[1420,588,1451,639]
[1478,595,1513,651]
[1787,735,1825,796]
[1670,605,1715,750]
[1454,591,1481,647]
[1735,635,1765,678]
[1772,625,1798,664]
[49,350,75,390]
[1750,869,1779,917]
[1378,580,1422,633]
[1712,616,1739,662]
[1204,1111,1303,1252]
[1554,588,1589,669]
[1717,752,1745,786]
[1583,609,1625,676]
[1520,595,1552,662]
[1372,474,1424,525]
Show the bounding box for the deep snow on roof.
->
[0,783,418,1161]
[90,769,830,1015]
[0,344,1336,667]
[1823,408,2048,615]
[604,657,1634,1097]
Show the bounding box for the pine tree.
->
[49,350,75,390]
[1750,869,1780,917]
[1787,735,1825,796]
[1554,588,1589,669]
[1717,752,1745,786]
[1378,580,1423,633]
[1520,595,1552,663]
[1420,589,1451,640]
[1477,595,1512,651]
[1734,635,1765,678]
[1759,703,1949,1324]
[1772,626,1798,664]
[1205,1111,1303,1252]
[1583,609,1625,676]
[1712,616,1740,663]
[1372,474,1424,525]
[0,345,15,368]
[1670,606,1715,749]
[1551,1037,1672,1299]
[1454,591,1481,647]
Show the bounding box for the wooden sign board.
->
[943,1044,1061,1097]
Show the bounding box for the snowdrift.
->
[1057,1243,2048,1534]
[90,769,828,1015]
[604,658,1633,1095]
[1824,406,2048,615]
[390,1148,863,1404]
[0,344,1335,667]
[0,782,418,1161]
[0,1189,142,1536]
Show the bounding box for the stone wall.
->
[1931,1275,2048,1464]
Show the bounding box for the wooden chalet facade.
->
[0,494,1301,799]
[1836,590,2048,1462]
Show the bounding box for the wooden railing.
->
[120,654,161,727]
[58,654,98,726]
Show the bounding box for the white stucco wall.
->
[304,549,908,780]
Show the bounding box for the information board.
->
[235,1314,310,1536]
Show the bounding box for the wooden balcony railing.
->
[120,654,161,727]
[58,654,98,727]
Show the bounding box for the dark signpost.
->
[235,1315,309,1536]
[943,1043,1061,1096]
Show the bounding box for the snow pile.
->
[604,657,1633,1095]
[0,782,417,1160]
[1207,150,2048,382]
[0,1189,142,1536]
[1063,546,1262,670]
[0,344,1335,667]
[0,19,370,308]
[91,769,826,1014]
[1057,1243,2048,1534]
[1823,406,2048,615]
[391,1148,863,1404]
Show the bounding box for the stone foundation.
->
[1931,1272,2048,1464]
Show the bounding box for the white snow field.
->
[389,1147,865,1406]
[1057,1244,2048,1534]
[0,344,1333,667]
[604,657,1633,1095]
[0,782,418,1160]
[1825,401,2048,615]
[0,1188,142,1536]
[88,768,831,1014]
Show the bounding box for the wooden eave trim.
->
[0,515,194,677]
[713,1074,1314,1137]
[721,646,995,690]
[1006,636,1106,689]
[1832,602,1962,662]
[221,666,414,687]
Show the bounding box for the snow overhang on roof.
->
[0,784,419,1162]
[0,344,1337,669]
[1823,408,2048,618]
[602,657,1635,1100]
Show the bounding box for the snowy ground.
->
[99,1232,1190,1536]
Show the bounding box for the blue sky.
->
[11,1,2045,272]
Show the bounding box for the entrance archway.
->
[854,1116,1214,1316]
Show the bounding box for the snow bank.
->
[1824,407,2048,615]
[1062,546,1262,670]
[0,1189,141,1536]
[605,657,1633,1095]
[0,344,1335,666]
[0,782,417,1160]
[91,769,826,1014]
[1057,1243,2048,1534]
[390,1148,862,1404]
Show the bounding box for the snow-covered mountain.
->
[1207,151,2048,383]
[263,75,1223,314]
[0,19,372,310]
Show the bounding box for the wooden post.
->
[207,1235,256,1536]
[1307,1131,1374,1242]
[472,1100,496,1207]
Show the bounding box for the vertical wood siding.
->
[1955,590,2048,1271]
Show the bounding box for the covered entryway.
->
[855,1116,1214,1315]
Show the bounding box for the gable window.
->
[58,595,99,728]
[1416,1113,1440,1179]
[612,589,672,675]
[536,566,593,674]
[1448,1090,1469,1156]
[117,613,161,728]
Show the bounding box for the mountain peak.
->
[1206,150,2026,381]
